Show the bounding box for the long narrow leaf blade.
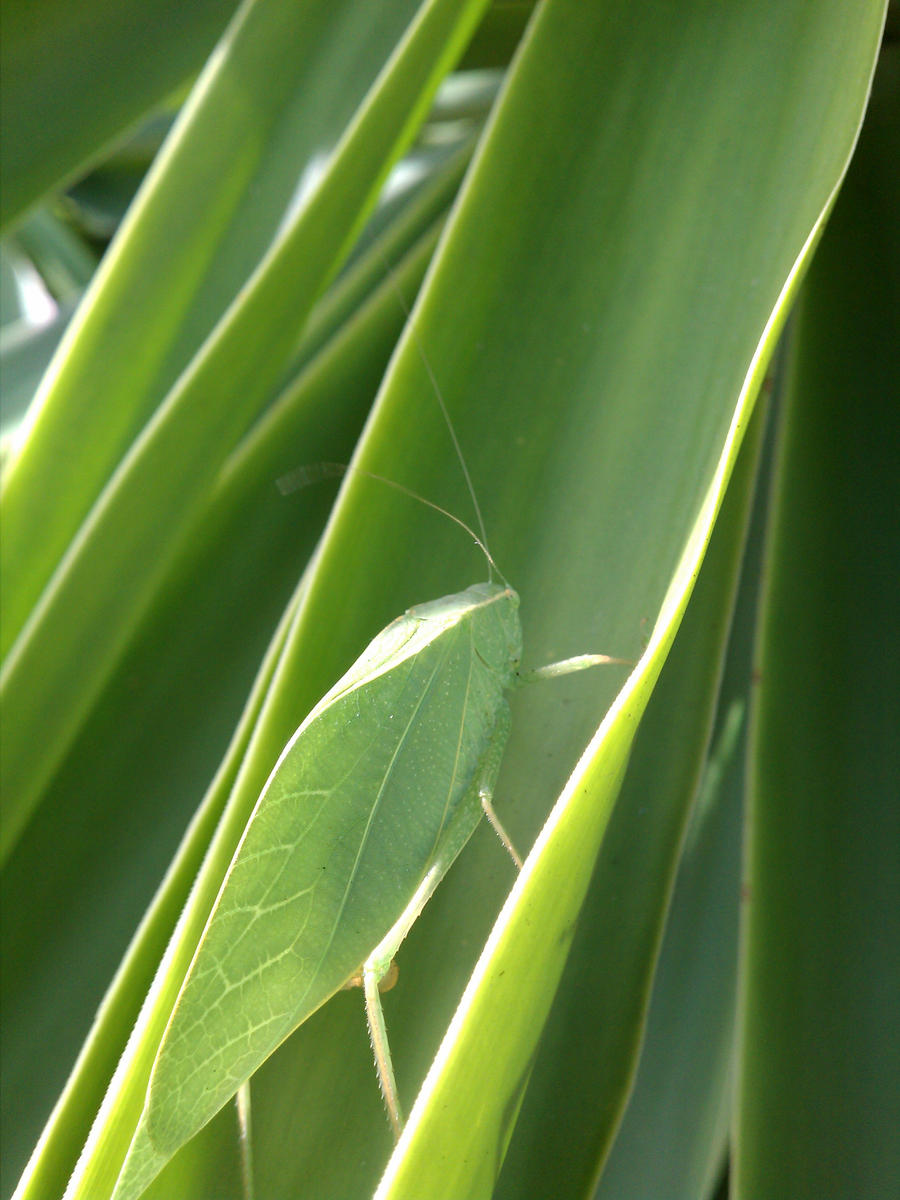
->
[0,0,240,230]
[736,43,900,1199]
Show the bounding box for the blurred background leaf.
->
[0,0,242,230]
[736,40,899,1199]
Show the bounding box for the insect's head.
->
[464,582,522,670]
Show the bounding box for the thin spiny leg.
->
[360,864,444,1139]
[479,784,522,870]
[523,652,632,682]
[364,965,404,1140]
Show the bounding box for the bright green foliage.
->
[1,2,892,1199]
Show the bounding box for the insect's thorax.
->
[407,582,521,679]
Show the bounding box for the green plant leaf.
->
[496,371,768,1200]
[591,378,778,1200]
[0,0,242,231]
[736,42,900,1199]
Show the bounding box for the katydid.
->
[113,320,626,1200]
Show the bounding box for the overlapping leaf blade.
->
[737,44,899,1199]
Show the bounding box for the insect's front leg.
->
[522,651,632,682]
[473,705,522,869]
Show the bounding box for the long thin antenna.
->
[384,265,493,572]
[277,462,501,580]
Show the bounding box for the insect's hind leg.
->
[363,964,405,1140]
[361,863,444,1139]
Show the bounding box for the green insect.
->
[113,325,625,1200]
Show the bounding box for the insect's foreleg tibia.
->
[479,785,523,870]
[523,653,633,683]
[362,863,444,1140]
